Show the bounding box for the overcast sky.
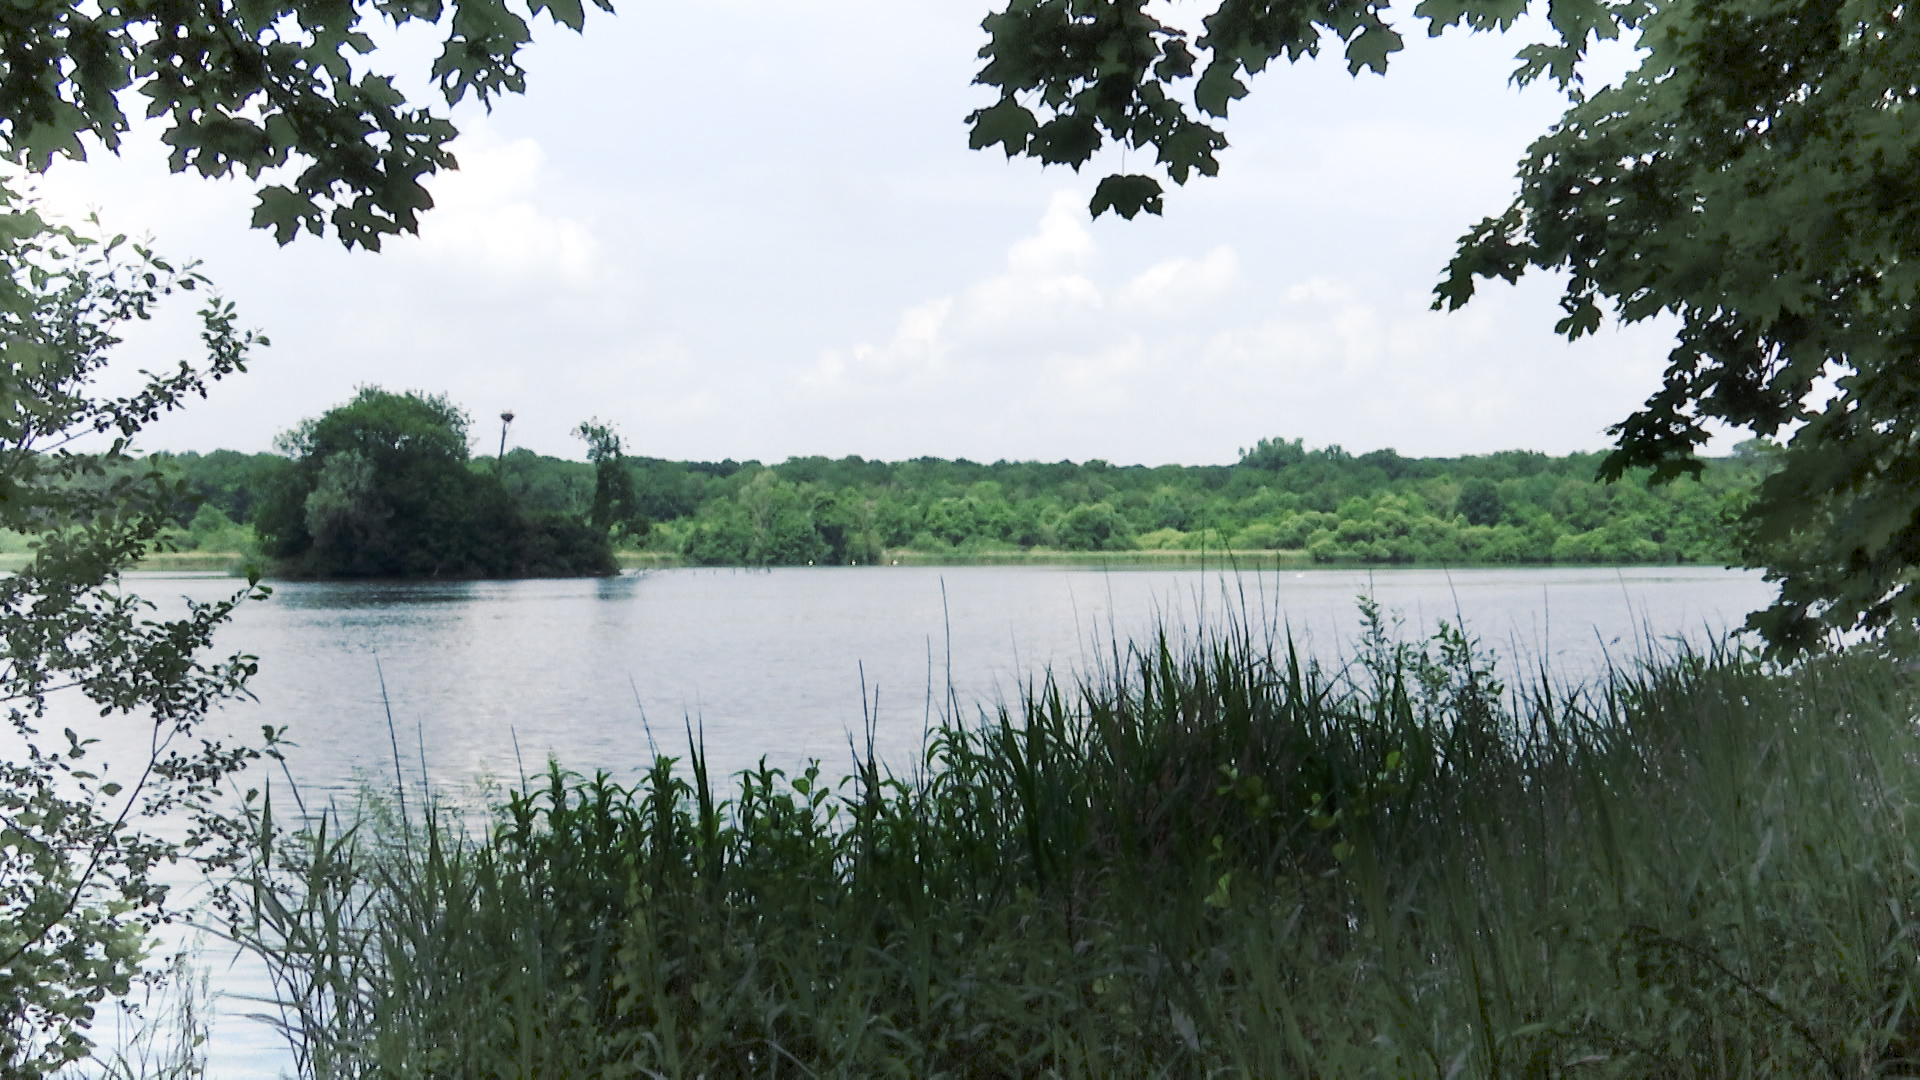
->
[41,0,1705,467]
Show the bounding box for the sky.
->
[40,0,1710,467]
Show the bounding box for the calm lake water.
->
[102,563,1773,1076]
[146,563,1775,799]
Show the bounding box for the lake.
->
[150,563,1775,800]
[102,563,1773,1076]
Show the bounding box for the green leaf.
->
[1204,870,1232,908]
[966,99,1039,156]
[1412,0,1473,32]
[1089,174,1164,219]
[1344,24,1404,75]
[1193,62,1248,118]
[535,0,587,30]
[250,187,322,246]
[1154,38,1196,81]
[1031,113,1101,167]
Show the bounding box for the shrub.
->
[1056,502,1135,551]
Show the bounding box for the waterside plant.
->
[232,609,1920,1077]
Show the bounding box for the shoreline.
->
[614,548,1323,570]
[0,551,260,573]
[0,549,1739,577]
[615,549,1738,573]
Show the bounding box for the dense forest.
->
[154,433,1772,569]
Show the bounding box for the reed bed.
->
[229,608,1920,1078]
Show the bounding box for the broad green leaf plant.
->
[0,192,271,1076]
[0,0,611,249]
[970,0,1920,652]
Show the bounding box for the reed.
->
[229,609,1920,1077]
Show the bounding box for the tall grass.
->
[229,607,1920,1077]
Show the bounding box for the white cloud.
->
[809,194,1124,389]
[1119,247,1239,316]
[21,1,1707,467]
[785,192,1684,465]
[806,297,953,386]
[1006,191,1096,274]
[399,124,598,284]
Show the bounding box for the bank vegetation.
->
[232,607,1920,1077]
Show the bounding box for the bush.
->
[905,530,951,553]
[1229,522,1283,550]
[1458,477,1505,526]
[1171,527,1234,550]
[181,504,257,553]
[1056,502,1135,551]
[1135,527,1186,550]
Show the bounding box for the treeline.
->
[157,433,1772,569]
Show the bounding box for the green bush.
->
[955,535,1021,554]
[904,530,951,553]
[179,504,257,553]
[1056,502,1135,551]
[1172,526,1235,550]
[1134,527,1186,550]
[1228,522,1282,550]
[0,196,270,1077]
[678,473,881,566]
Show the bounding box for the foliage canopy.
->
[970,0,1920,650]
[574,419,648,543]
[0,197,270,1075]
[256,387,612,577]
[0,0,611,248]
[179,438,1765,568]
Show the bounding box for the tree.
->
[1238,437,1306,472]
[258,388,613,576]
[677,473,886,566]
[1457,478,1504,528]
[150,449,293,527]
[0,197,274,1075]
[970,0,1920,651]
[0,0,612,249]
[574,419,648,544]
[258,387,472,575]
[1056,501,1135,551]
